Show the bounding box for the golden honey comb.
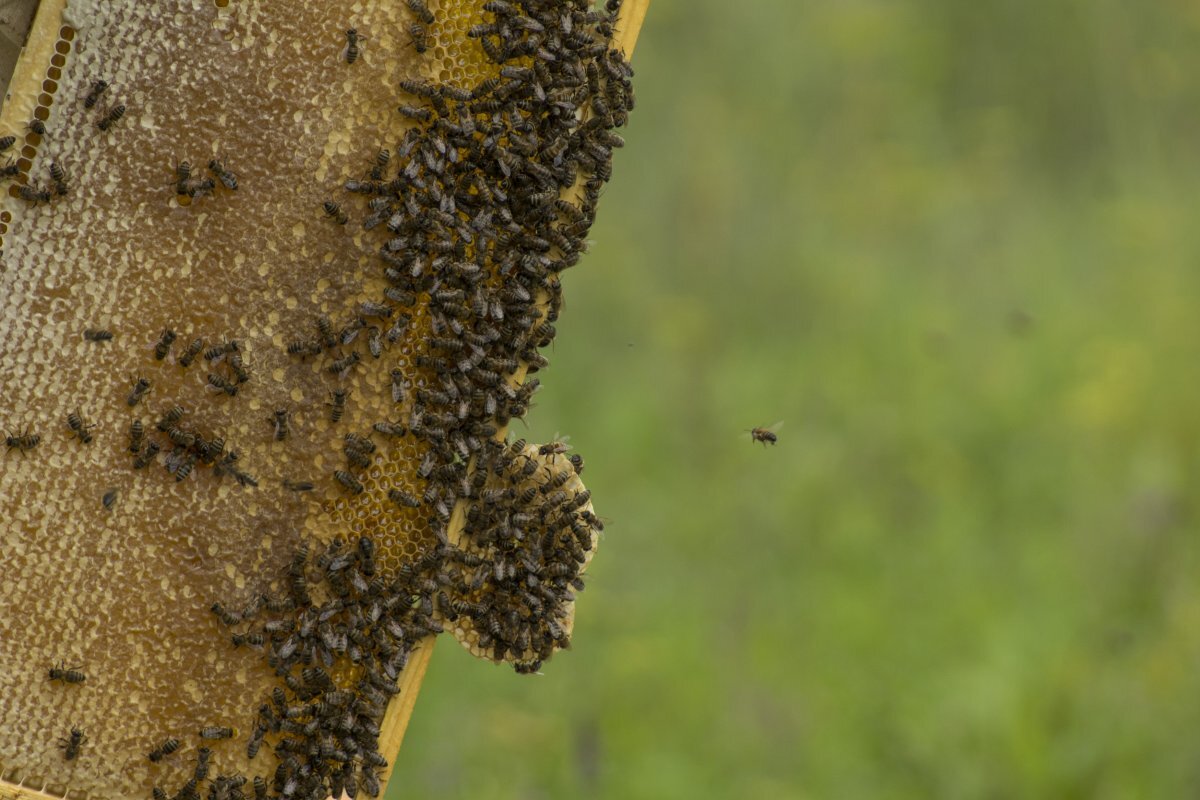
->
[0,0,647,798]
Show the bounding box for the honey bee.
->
[372,421,406,437]
[66,410,95,444]
[59,727,86,760]
[194,747,211,781]
[323,200,348,224]
[538,440,571,457]
[153,329,176,360]
[286,338,322,359]
[568,453,584,474]
[147,737,180,762]
[398,104,433,123]
[388,488,420,508]
[334,470,365,495]
[232,631,266,648]
[408,22,429,54]
[27,119,46,136]
[83,328,113,342]
[370,148,390,180]
[102,487,118,510]
[157,404,185,431]
[269,409,290,441]
[328,388,349,422]
[198,726,236,740]
[123,419,144,454]
[127,375,151,406]
[749,422,782,446]
[361,300,393,318]
[0,157,19,178]
[18,183,52,204]
[177,336,203,367]
[282,479,314,492]
[345,28,365,64]
[0,135,14,151]
[316,315,337,349]
[49,160,68,195]
[173,452,196,482]
[132,441,160,469]
[208,159,238,190]
[48,662,86,683]
[97,104,126,131]
[406,0,435,24]
[83,79,109,109]
[206,372,239,396]
[368,325,383,358]
[328,351,361,376]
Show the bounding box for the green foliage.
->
[393,1,1200,797]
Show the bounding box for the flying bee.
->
[48,662,86,684]
[199,726,236,740]
[102,487,118,510]
[408,22,428,54]
[126,418,145,454]
[345,28,366,64]
[83,328,112,342]
[282,479,314,492]
[388,488,420,508]
[406,0,435,24]
[538,440,571,457]
[66,410,95,444]
[178,336,203,367]
[132,441,160,468]
[328,388,349,422]
[97,103,125,131]
[208,159,238,190]
[749,422,783,446]
[153,329,176,360]
[206,372,239,396]
[127,375,151,406]
[59,727,86,760]
[157,404,184,431]
[147,737,180,763]
[334,470,365,495]
[323,200,348,224]
[83,79,109,109]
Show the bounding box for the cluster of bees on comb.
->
[136,0,631,798]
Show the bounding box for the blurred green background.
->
[393,1,1200,797]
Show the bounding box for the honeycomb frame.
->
[0,0,648,797]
